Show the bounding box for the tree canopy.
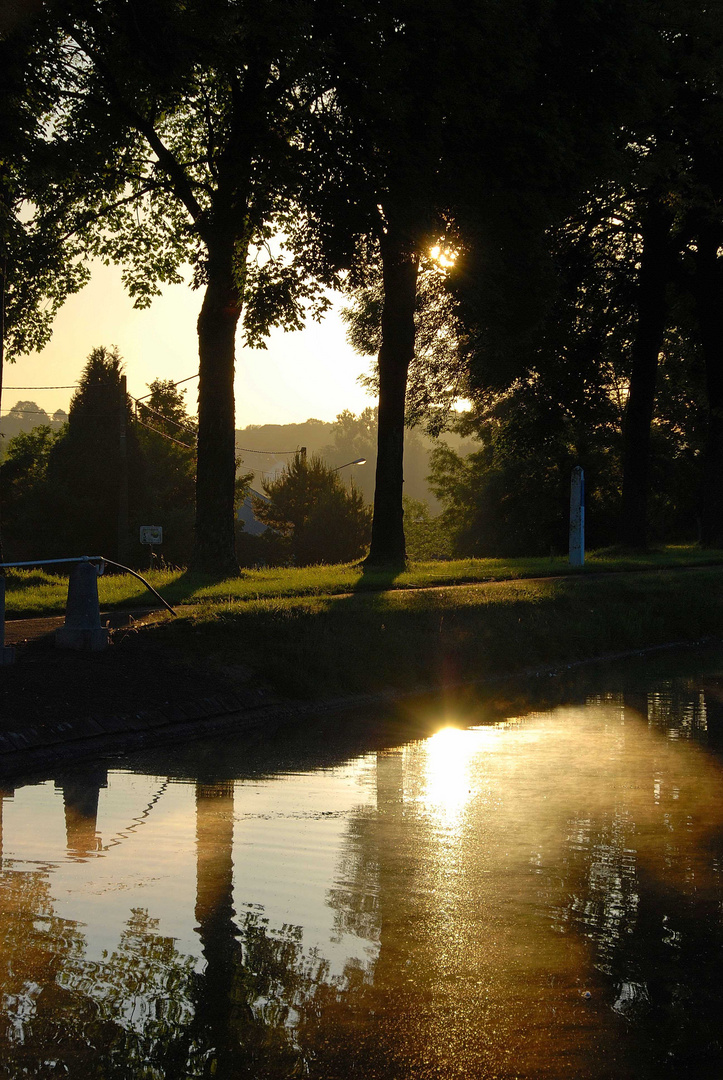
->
[253,452,371,565]
[5,0,723,566]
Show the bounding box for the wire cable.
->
[236,446,299,454]
[0,407,66,416]
[133,397,197,433]
[135,373,199,401]
[134,415,196,449]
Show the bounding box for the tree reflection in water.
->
[3,671,723,1076]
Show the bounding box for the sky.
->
[4,260,375,426]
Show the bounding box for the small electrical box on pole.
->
[569,466,585,567]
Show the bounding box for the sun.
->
[429,244,458,269]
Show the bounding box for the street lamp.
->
[332,458,366,472]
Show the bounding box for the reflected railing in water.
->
[3,662,723,1075]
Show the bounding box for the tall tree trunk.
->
[693,222,723,547]
[0,253,5,566]
[367,233,419,566]
[192,237,244,576]
[619,201,673,549]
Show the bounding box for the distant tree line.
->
[0,349,413,567]
[3,1,723,568]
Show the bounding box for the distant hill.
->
[0,401,68,459]
[236,411,478,510]
[0,398,475,511]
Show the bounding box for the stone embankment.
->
[0,611,288,780]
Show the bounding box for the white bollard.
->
[569,466,585,567]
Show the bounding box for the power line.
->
[236,446,299,454]
[2,384,78,390]
[135,373,199,401]
[0,407,67,416]
[133,396,197,433]
[134,415,196,449]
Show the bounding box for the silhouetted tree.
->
[305,0,666,566]
[253,453,371,565]
[44,345,139,560]
[0,424,60,557]
[15,0,334,576]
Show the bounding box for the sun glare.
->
[429,244,458,269]
[421,726,479,825]
[418,723,514,830]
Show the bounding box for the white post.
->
[569,466,585,567]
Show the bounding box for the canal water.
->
[3,650,723,1078]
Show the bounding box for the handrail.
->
[0,554,177,617]
[0,556,105,568]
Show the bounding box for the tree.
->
[343,258,468,438]
[0,424,60,557]
[0,14,94,562]
[137,379,197,447]
[304,0,667,567]
[253,453,371,565]
[14,0,334,575]
[43,345,139,560]
[0,18,93,364]
[303,0,453,566]
[678,3,723,546]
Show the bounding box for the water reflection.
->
[3,663,723,1075]
[56,766,107,860]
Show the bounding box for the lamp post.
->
[332,458,367,472]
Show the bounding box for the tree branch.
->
[65,26,205,227]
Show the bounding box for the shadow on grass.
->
[156,566,723,706]
[350,558,407,594]
[104,569,226,610]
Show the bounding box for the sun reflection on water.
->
[418,723,510,828]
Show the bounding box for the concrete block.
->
[56,561,109,651]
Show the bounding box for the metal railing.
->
[0,555,177,654]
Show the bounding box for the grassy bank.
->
[143,566,723,699]
[5,545,723,618]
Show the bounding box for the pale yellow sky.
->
[4,261,375,425]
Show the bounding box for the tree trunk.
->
[619,201,672,549]
[693,223,723,547]
[192,237,244,576]
[367,233,419,566]
[0,253,5,567]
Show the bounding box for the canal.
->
[2,649,723,1077]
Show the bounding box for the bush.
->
[252,453,372,565]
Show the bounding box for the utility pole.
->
[118,374,129,564]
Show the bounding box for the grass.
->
[141,564,723,699]
[4,544,723,619]
[4,549,723,701]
